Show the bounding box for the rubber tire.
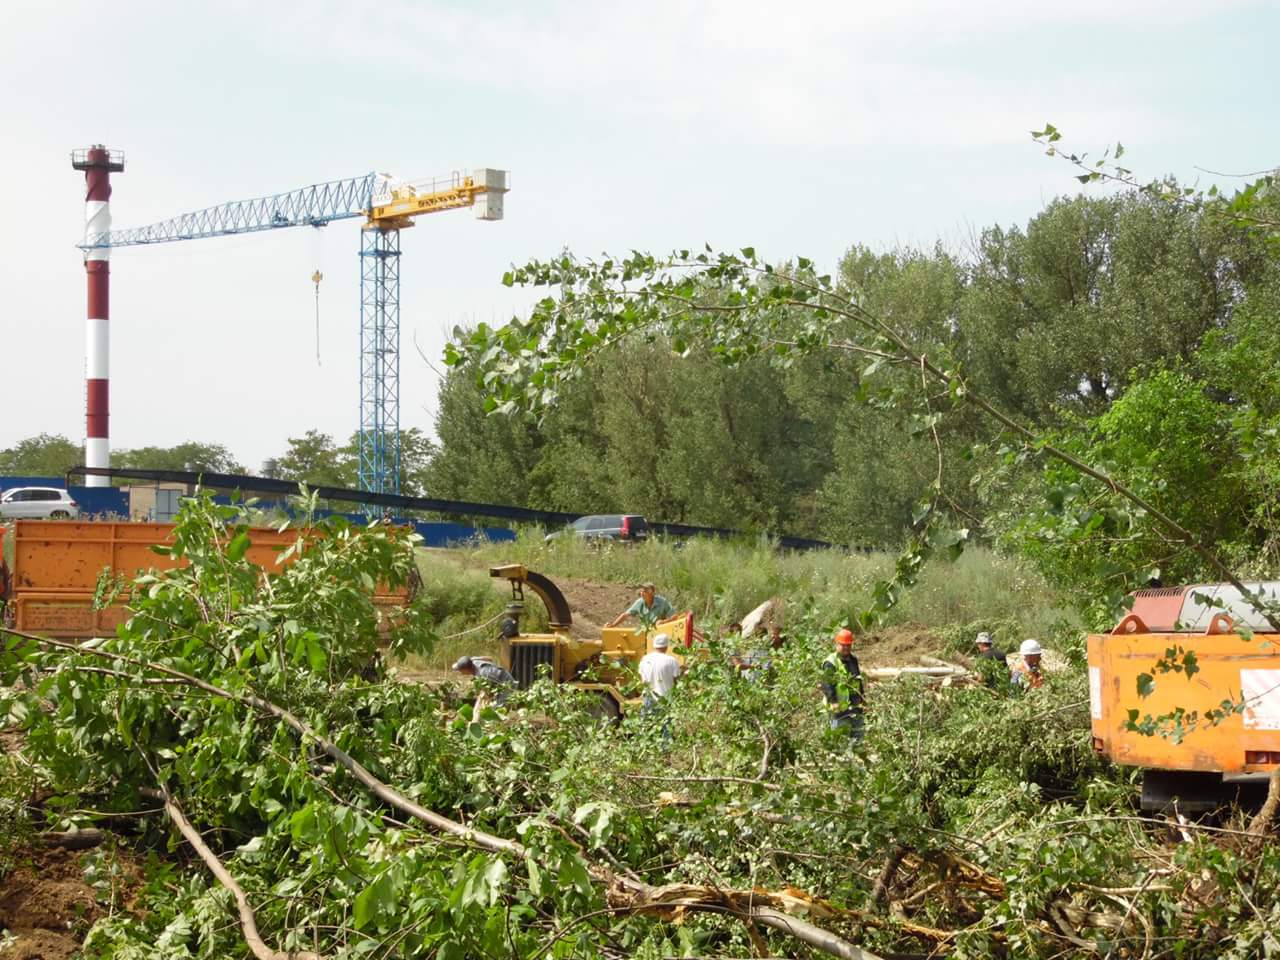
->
[589,690,623,724]
[49,511,70,520]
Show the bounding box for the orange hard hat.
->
[835,628,854,646]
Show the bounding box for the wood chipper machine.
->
[486,564,694,718]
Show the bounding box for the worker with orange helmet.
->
[821,627,866,742]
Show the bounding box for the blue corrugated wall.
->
[1,477,515,545]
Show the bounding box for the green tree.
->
[114,441,245,474]
[0,433,82,477]
[274,430,355,487]
[423,365,548,506]
[958,193,1257,422]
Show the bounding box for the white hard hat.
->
[975,631,993,646]
[653,633,670,649]
[1019,639,1043,657]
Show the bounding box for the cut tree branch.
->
[5,628,882,960]
[148,786,322,960]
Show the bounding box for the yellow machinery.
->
[487,564,693,718]
[367,170,506,229]
[1088,583,1280,810]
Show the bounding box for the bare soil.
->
[0,848,99,960]
[554,576,637,639]
[853,621,948,668]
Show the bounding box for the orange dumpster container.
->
[1,520,414,638]
[1088,583,1280,810]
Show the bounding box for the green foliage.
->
[267,427,433,495]
[0,432,83,476]
[113,440,246,475]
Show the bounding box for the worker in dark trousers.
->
[821,628,866,744]
[973,631,1007,687]
[452,656,517,707]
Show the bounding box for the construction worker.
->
[974,631,1005,662]
[638,633,681,705]
[1010,639,1045,690]
[821,628,866,742]
[452,656,517,706]
[733,623,785,680]
[973,631,1007,687]
[608,582,675,629]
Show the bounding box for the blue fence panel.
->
[70,487,130,517]
[203,495,516,546]
[0,476,62,489]
[412,521,517,547]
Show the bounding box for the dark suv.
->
[548,514,649,543]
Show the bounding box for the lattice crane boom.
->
[81,173,380,248]
[75,164,509,496]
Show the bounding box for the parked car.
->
[0,487,80,520]
[546,514,648,543]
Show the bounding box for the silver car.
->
[0,487,81,520]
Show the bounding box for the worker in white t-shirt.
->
[638,633,681,707]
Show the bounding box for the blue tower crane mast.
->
[80,168,509,495]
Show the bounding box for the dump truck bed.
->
[1,520,412,638]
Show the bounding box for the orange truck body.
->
[1088,584,1280,787]
[0,519,413,638]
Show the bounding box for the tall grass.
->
[450,528,1074,641]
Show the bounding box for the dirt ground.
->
[554,576,638,639]
[853,621,949,668]
[0,847,100,960]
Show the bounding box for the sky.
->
[1,0,1276,472]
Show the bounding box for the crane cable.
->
[311,270,323,365]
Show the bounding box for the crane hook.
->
[311,270,323,366]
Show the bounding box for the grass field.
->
[405,528,1078,671]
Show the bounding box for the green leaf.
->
[226,531,251,563]
[1136,673,1155,698]
[353,872,393,930]
[304,634,326,672]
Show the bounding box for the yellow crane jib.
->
[367,168,509,230]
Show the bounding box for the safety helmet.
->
[1019,639,1043,657]
[451,656,474,671]
[975,631,993,646]
[835,628,854,646]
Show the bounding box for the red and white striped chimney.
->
[72,145,124,487]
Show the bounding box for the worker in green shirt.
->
[608,582,675,628]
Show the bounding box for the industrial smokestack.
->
[71,145,124,487]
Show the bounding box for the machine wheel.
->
[589,690,623,724]
[49,511,70,520]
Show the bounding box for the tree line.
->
[0,429,434,497]
[430,189,1278,551]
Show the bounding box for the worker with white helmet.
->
[1010,638,1045,690]
[638,633,681,704]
